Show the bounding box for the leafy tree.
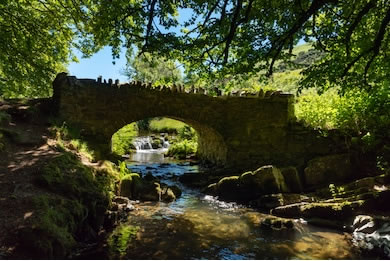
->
[0,0,89,98]
[80,0,390,93]
[123,51,182,86]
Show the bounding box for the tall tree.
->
[0,0,89,97]
[81,0,390,92]
[123,51,182,86]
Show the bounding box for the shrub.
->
[166,139,197,159]
[111,123,138,156]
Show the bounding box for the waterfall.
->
[132,135,170,151]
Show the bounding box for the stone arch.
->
[110,116,228,166]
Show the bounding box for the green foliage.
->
[328,184,345,199]
[166,124,198,159]
[111,123,138,156]
[295,88,340,130]
[107,224,139,259]
[21,195,85,258]
[296,83,390,137]
[166,139,197,160]
[51,121,108,161]
[149,117,187,134]
[0,1,83,98]
[37,152,109,205]
[124,52,182,86]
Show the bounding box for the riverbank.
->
[0,99,124,258]
[0,98,388,259]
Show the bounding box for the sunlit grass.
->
[149,117,187,133]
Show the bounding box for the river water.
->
[116,148,361,259]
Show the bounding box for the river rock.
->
[203,183,217,195]
[352,215,390,258]
[304,153,352,187]
[216,176,240,201]
[281,167,303,192]
[119,173,140,198]
[250,193,312,209]
[161,187,176,202]
[271,201,362,221]
[240,165,288,197]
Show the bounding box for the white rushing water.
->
[132,136,170,151]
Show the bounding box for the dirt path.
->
[0,100,60,257]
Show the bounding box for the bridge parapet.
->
[53,72,297,169]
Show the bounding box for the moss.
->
[50,121,110,161]
[119,173,141,198]
[19,195,88,259]
[36,151,111,229]
[107,224,139,259]
[111,123,138,156]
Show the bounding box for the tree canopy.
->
[0,0,389,97]
[0,0,86,97]
[123,51,183,86]
[81,0,389,92]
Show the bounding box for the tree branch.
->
[345,0,376,57]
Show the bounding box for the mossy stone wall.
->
[53,73,344,171]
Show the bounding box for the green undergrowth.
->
[111,123,138,156]
[166,126,198,159]
[107,224,139,259]
[50,121,110,161]
[23,151,124,258]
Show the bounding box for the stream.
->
[113,142,361,259]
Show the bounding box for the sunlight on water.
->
[111,150,360,259]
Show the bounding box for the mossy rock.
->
[151,138,162,149]
[132,178,161,201]
[271,201,364,222]
[161,187,177,202]
[203,183,217,195]
[304,153,352,187]
[35,152,111,234]
[119,173,140,198]
[280,167,303,192]
[216,176,240,200]
[239,166,288,199]
[17,195,88,259]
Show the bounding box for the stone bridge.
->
[52,73,344,171]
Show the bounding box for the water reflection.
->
[117,150,359,259]
[129,149,168,163]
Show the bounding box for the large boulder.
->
[209,165,289,202]
[240,165,289,196]
[216,176,240,200]
[304,154,352,187]
[281,167,303,192]
[119,173,140,198]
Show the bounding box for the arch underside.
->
[113,116,228,166]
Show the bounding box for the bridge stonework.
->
[53,73,342,171]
